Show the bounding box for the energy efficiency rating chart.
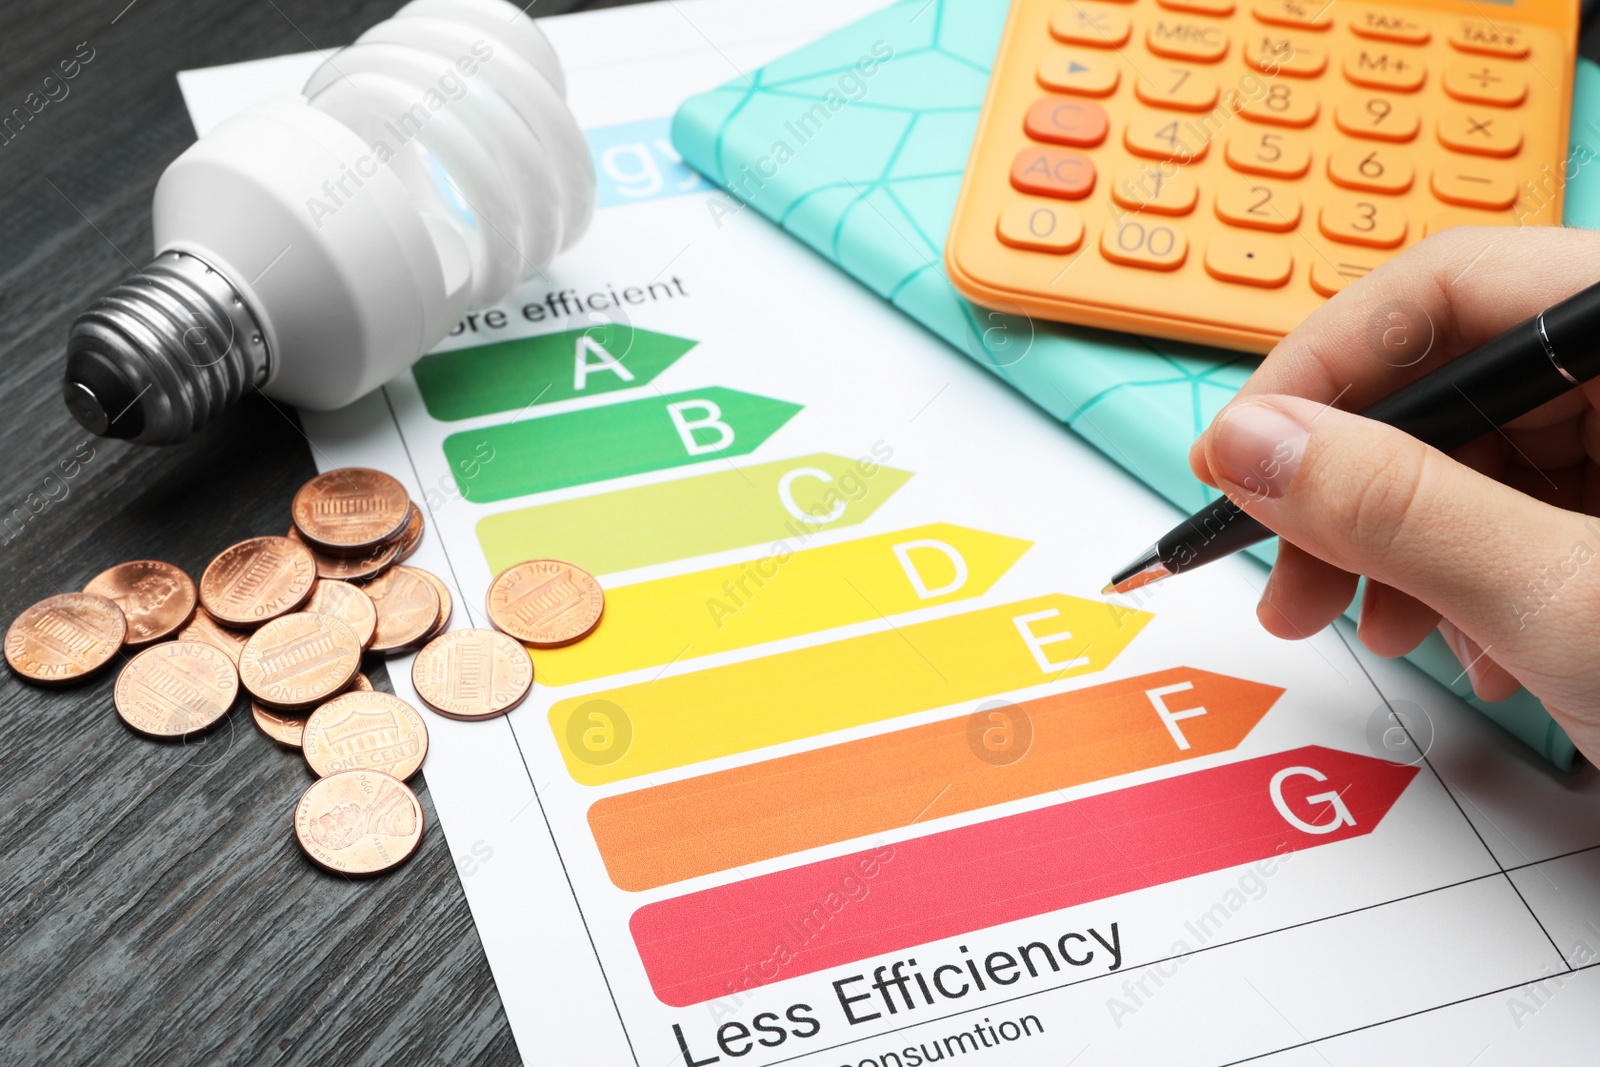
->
[194,7,1600,1061]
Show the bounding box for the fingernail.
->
[1211,401,1310,501]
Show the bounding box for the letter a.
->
[573,334,635,390]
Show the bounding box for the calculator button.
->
[1011,146,1098,199]
[1205,234,1293,287]
[1318,195,1407,247]
[1146,19,1231,62]
[1425,208,1513,236]
[1443,60,1528,107]
[1238,81,1319,126]
[1225,129,1311,177]
[1341,46,1426,92]
[1348,8,1429,44]
[1327,145,1414,194]
[1242,32,1326,77]
[1333,95,1419,142]
[1159,0,1234,13]
[1100,216,1190,269]
[1050,2,1133,48]
[1111,162,1199,214]
[1251,0,1332,31]
[1436,109,1522,157]
[1447,20,1529,59]
[1038,51,1121,96]
[997,199,1086,253]
[1124,114,1211,161]
[1309,252,1379,295]
[1431,165,1519,210]
[1025,98,1110,147]
[1136,66,1220,111]
[1215,177,1302,230]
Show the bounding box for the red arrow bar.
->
[631,745,1418,1007]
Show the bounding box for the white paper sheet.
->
[178,3,1600,1062]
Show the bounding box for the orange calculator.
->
[945,0,1579,352]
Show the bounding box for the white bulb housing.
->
[64,0,593,444]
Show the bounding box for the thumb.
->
[1203,395,1600,681]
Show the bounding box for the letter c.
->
[778,467,846,526]
[932,964,969,998]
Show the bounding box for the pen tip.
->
[1103,545,1173,596]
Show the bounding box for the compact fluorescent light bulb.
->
[63,0,595,445]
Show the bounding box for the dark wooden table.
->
[0,1,634,1064]
[9,4,1600,1065]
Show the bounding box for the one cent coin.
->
[253,673,370,748]
[199,536,317,628]
[363,566,440,655]
[302,690,429,780]
[5,592,127,685]
[291,468,411,557]
[83,560,197,646]
[412,568,453,640]
[392,504,425,563]
[294,770,424,876]
[412,629,533,721]
[115,640,239,738]
[286,525,400,583]
[239,613,362,711]
[175,608,250,666]
[302,580,378,650]
[486,559,604,647]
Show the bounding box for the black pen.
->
[1104,277,1600,595]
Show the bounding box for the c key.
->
[1025,98,1110,147]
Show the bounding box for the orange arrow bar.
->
[589,667,1282,891]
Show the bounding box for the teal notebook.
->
[671,0,1600,770]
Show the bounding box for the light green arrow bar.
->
[445,387,803,503]
[413,325,697,421]
[476,452,912,577]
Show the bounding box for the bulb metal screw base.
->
[64,250,270,445]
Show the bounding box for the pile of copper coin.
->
[3,467,605,878]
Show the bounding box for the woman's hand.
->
[1188,226,1600,761]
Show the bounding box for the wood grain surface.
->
[0,1,634,1064]
[7,3,1600,1065]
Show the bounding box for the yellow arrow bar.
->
[549,593,1153,785]
[535,523,1033,686]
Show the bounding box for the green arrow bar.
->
[413,325,698,421]
[445,388,803,503]
[476,452,913,576]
